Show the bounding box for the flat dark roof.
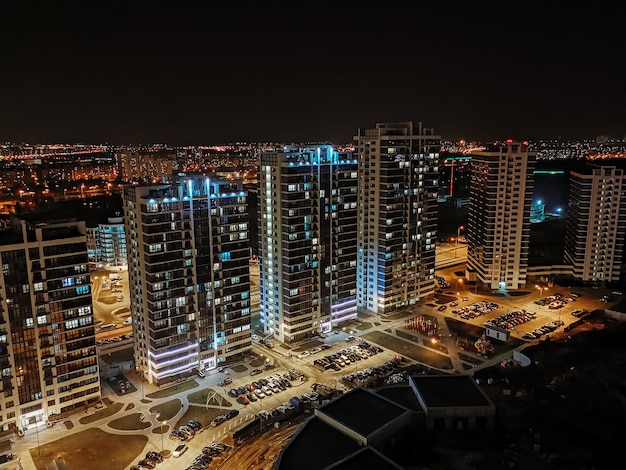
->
[319,388,408,436]
[277,416,361,470]
[326,447,404,470]
[410,375,492,408]
[375,385,423,413]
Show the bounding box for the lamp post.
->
[457,226,464,244]
[35,418,41,457]
[454,226,464,258]
[259,396,264,431]
[161,421,166,451]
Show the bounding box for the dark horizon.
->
[2,4,625,146]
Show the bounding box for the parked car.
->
[187,419,203,431]
[225,409,239,419]
[250,368,262,376]
[218,378,232,386]
[137,460,156,469]
[145,451,164,463]
[169,429,187,440]
[211,415,226,427]
[172,443,188,458]
[178,425,195,437]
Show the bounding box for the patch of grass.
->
[361,330,453,370]
[187,388,232,408]
[30,427,147,470]
[78,402,123,425]
[175,404,234,429]
[231,364,248,373]
[109,412,151,431]
[146,380,198,399]
[249,357,266,367]
[149,399,182,421]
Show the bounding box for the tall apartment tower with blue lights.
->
[466,141,536,290]
[258,146,358,343]
[355,122,440,315]
[123,175,251,386]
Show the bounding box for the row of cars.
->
[485,309,538,331]
[312,341,384,372]
[210,409,239,427]
[130,451,164,469]
[450,301,502,320]
[184,441,230,470]
[534,293,577,308]
[225,370,304,405]
[522,319,565,340]
[169,419,203,441]
[96,332,133,346]
[258,385,334,422]
[341,356,406,383]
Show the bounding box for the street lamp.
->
[457,226,464,244]
[161,421,166,452]
[453,226,464,258]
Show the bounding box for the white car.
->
[297,351,310,359]
[173,443,187,458]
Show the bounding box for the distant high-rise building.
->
[116,149,178,183]
[564,164,626,284]
[466,141,536,290]
[258,145,358,343]
[86,214,127,270]
[0,214,101,432]
[354,122,440,314]
[123,175,251,385]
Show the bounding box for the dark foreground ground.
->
[447,314,625,470]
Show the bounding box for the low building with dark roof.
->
[409,375,495,431]
[276,375,496,470]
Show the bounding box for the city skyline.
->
[2,5,626,146]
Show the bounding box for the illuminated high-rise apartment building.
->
[466,140,536,290]
[258,146,358,343]
[355,122,440,314]
[564,163,626,284]
[0,214,101,432]
[123,175,251,386]
[86,214,128,270]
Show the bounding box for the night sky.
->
[2,3,625,145]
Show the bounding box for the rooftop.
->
[319,387,408,436]
[410,375,492,408]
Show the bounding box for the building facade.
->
[116,148,179,183]
[354,122,440,315]
[258,146,358,343]
[0,215,101,432]
[564,163,626,284]
[123,175,251,386]
[86,215,128,270]
[466,141,536,290]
